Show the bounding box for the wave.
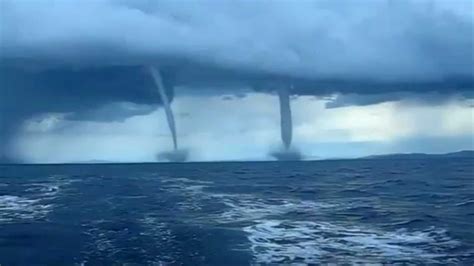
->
[0,175,75,223]
[244,220,460,264]
[455,200,474,207]
[0,195,52,222]
[154,176,462,264]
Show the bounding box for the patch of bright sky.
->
[15,93,473,163]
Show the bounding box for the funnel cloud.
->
[149,66,178,150]
[278,88,292,150]
[149,66,189,162]
[270,87,303,161]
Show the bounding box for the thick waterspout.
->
[278,87,292,150]
[270,86,302,160]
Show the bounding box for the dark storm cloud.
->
[4,0,471,100]
[0,65,173,161]
[1,0,472,82]
[325,91,474,108]
[0,66,172,123]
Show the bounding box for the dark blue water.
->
[0,158,473,265]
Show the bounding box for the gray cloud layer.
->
[1,0,472,82]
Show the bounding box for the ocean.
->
[0,158,473,265]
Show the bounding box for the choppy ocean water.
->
[0,158,473,265]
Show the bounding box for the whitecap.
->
[0,195,53,222]
[244,220,460,264]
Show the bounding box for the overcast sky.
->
[13,92,473,163]
[1,0,473,163]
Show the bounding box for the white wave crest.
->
[244,220,460,264]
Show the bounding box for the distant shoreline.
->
[1,150,472,166]
[360,150,474,160]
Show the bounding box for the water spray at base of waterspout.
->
[156,149,189,162]
[270,149,303,161]
[270,87,303,161]
[148,66,188,162]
